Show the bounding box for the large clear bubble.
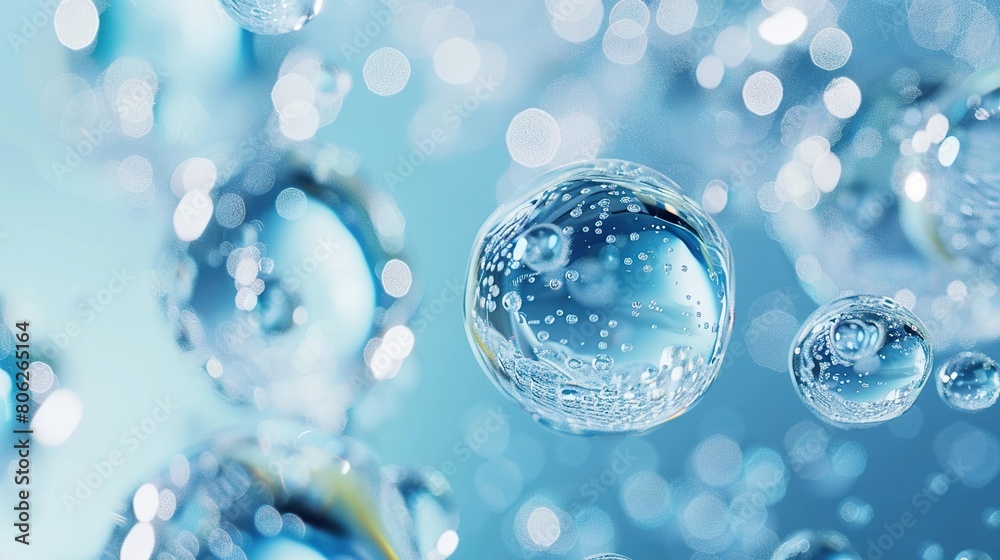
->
[465,160,734,435]
[159,146,417,432]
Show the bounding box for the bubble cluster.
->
[465,160,734,434]
[789,295,932,428]
[936,352,1000,412]
[101,425,458,560]
[160,147,416,431]
[218,0,322,34]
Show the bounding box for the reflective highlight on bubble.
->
[465,160,734,434]
[789,295,932,428]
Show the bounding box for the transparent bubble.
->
[936,351,1000,412]
[160,147,416,431]
[773,529,859,559]
[218,0,322,34]
[100,425,449,559]
[465,160,734,434]
[789,295,932,428]
[584,555,632,560]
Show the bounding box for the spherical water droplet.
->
[218,0,322,34]
[936,352,1000,412]
[465,160,734,434]
[160,148,414,429]
[102,427,435,559]
[789,295,932,428]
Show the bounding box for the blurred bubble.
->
[743,71,783,116]
[823,77,862,119]
[102,426,446,559]
[506,109,561,168]
[619,470,671,528]
[433,37,482,85]
[693,435,743,487]
[982,506,1000,528]
[363,48,411,97]
[54,0,99,50]
[810,28,853,70]
[933,421,1000,488]
[656,0,699,36]
[921,542,946,560]
[758,7,808,46]
[160,146,415,431]
[838,496,874,527]
[512,497,576,555]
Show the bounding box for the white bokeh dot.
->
[363,47,411,96]
[506,108,561,168]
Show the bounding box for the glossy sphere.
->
[789,295,932,428]
[161,147,416,431]
[219,0,323,34]
[101,425,456,560]
[936,352,1000,412]
[465,160,734,435]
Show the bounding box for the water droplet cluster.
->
[465,160,734,434]
[789,295,932,428]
